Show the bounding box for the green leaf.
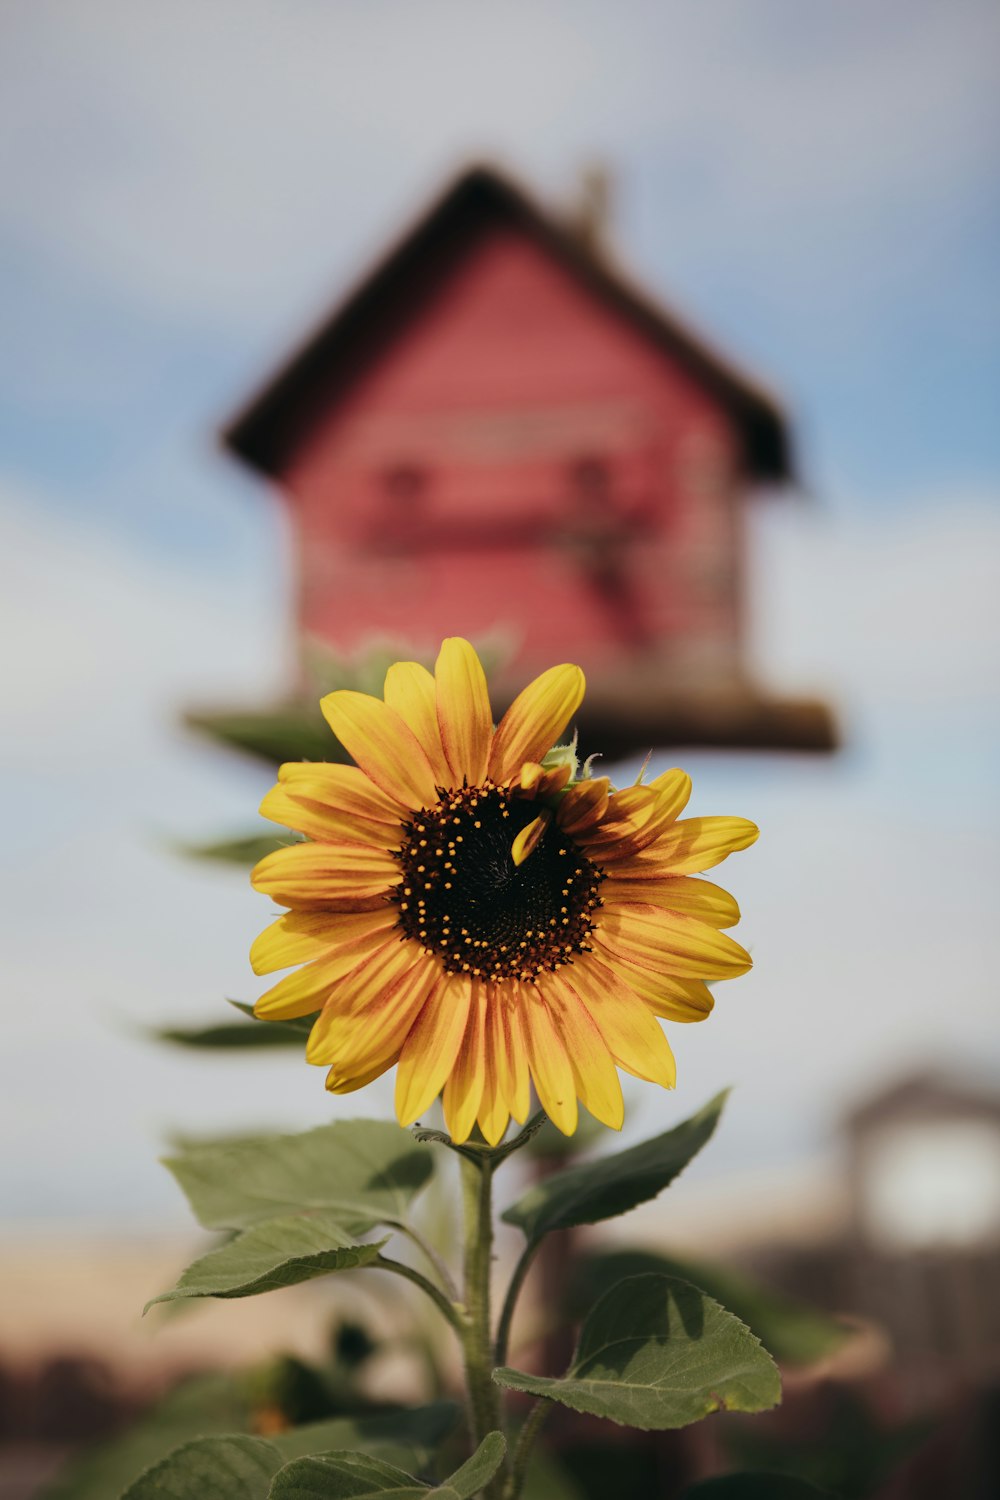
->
[502,1092,726,1243]
[267,1433,505,1500]
[494,1274,780,1431]
[150,1002,314,1051]
[680,1478,831,1499]
[180,830,296,865]
[426,1431,506,1498]
[164,1119,434,1235]
[268,1451,425,1500]
[184,704,346,766]
[271,1404,460,1469]
[121,1435,283,1499]
[145,1214,389,1308]
[152,1020,287,1049]
[568,1250,848,1367]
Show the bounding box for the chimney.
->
[571,163,613,254]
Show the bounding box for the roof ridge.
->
[222,160,792,484]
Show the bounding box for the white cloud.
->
[749,491,1000,705]
[0,473,288,771]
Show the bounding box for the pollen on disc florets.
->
[390,780,604,982]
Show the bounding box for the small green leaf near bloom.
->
[494,1274,780,1430]
[502,1092,727,1243]
[267,1432,505,1500]
[119,1434,283,1499]
[144,1214,388,1309]
[163,1119,434,1235]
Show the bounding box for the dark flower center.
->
[391,783,604,982]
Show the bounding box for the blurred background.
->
[1,2,998,1496]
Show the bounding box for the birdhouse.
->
[223,165,834,756]
[845,1071,1000,1255]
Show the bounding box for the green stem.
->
[459,1153,507,1498]
[494,1238,542,1368]
[386,1220,459,1303]
[372,1254,463,1334]
[506,1400,552,1500]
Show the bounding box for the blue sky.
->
[1,0,998,1226]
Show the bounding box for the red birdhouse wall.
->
[281,221,745,688]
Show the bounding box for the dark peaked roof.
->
[224,164,793,483]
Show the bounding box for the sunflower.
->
[250,639,757,1144]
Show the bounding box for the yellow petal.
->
[395,973,474,1125]
[520,988,578,1135]
[596,903,752,980]
[645,767,693,819]
[567,956,677,1087]
[519,760,572,799]
[251,841,399,909]
[305,940,422,1061]
[489,988,531,1126]
[256,927,409,1021]
[442,982,488,1144]
[637,816,760,876]
[477,1083,510,1147]
[477,998,511,1146]
[435,637,493,786]
[542,975,623,1130]
[384,662,452,784]
[486,991,513,1112]
[602,874,740,929]
[253,954,344,1021]
[610,963,715,1024]
[586,784,652,828]
[260,783,396,845]
[556,777,611,835]
[505,993,532,1123]
[489,664,585,782]
[582,777,692,861]
[511,810,551,868]
[251,908,395,976]
[320,958,438,1083]
[518,761,544,797]
[326,1055,395,1095]
[320,690,439,810]
[277,762,402,823]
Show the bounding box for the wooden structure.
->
[224,164,834,754]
